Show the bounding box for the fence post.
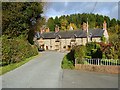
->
[98,58,99,65]
[75,58,77,65]
[116,59,118,65]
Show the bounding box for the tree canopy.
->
[46,13,120,32]
[2,2,44,38]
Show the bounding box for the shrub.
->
[86,42,102,58]
[1,35,38,66]
[61,49,75,69]
[61,55,74,69]
[101,35,106,42]
[73,45,86,64]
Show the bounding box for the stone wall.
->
[44,39,50,50]
[75,64,120,74]
[92,37,101,42]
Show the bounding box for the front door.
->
[55,41,60,51]
[46,46,48,50]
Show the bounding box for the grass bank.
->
[61,54,74,69]
[0,54,40,75]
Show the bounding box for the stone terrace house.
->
[34,21,109,51]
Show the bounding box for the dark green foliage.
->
[73,45,86,64]
[54,16,60,27]
[91,48,102,58]
[108,33,120,59]
[61,50,75,69]
[47,13,118,31]
[104,16,110,28]
[86,42,102,58]
[96,14,104,28]
[1,2,44,67]
[101,35,106,43]
[110,18,117,27]
[117,20,120,25]
[47,17,55,31]
[62,40,119,68]
[1,35,38,66]
[2,2,43,38]
[27,28,35,45]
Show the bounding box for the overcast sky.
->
[43,2,119,20]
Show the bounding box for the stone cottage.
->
[34,21,109,51]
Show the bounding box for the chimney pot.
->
[55,25,59,32]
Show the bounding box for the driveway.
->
[62,69,118,88]
[2,51,66,88]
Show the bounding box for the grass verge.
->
[0,54,40,75]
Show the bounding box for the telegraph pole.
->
[86,2,97,43]
[87,18,89,43]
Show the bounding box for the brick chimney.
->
[55,25,59,33]
[103,20,107,30]
[82,22,87,31]
[40,25,45,34]
[45,27,50,32]
[40,28,45,34]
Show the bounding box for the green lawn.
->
[0,54,39,75]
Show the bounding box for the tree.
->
[110,18,117,27]
[2,2,44,39]
[47,17,55,31]
[35,17,46,31]
[54,16,60,27]
[96,14,104,28]
[88,13,96,28]
[117,20,120,25]
[74,45,86,64]
[109,33,120,59]
[67,23,77,30]
[60,18,68,30]
[104,16,110,28]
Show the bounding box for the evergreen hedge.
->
[1,35,38,66]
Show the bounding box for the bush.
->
[73,45,86,64]
[86,42,102,58]
[1,35,38,66]
[61,55,74,69]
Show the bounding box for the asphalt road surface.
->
[2,51,65,88]
[62,69,118,88]
[1,51,118,88]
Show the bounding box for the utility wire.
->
[91,2,97,13]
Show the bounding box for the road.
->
[2,51,65,88]
[62,69,118,88]
[1,51,118,88]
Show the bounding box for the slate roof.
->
[42,32,56,39]
[35,29,104,39]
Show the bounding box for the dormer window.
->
[89,33,92,41]
[71,34,76,41]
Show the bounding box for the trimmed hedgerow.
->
[1,35,38,66]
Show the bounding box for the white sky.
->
[43,1,119,20]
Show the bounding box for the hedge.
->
[1,35,38,66]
